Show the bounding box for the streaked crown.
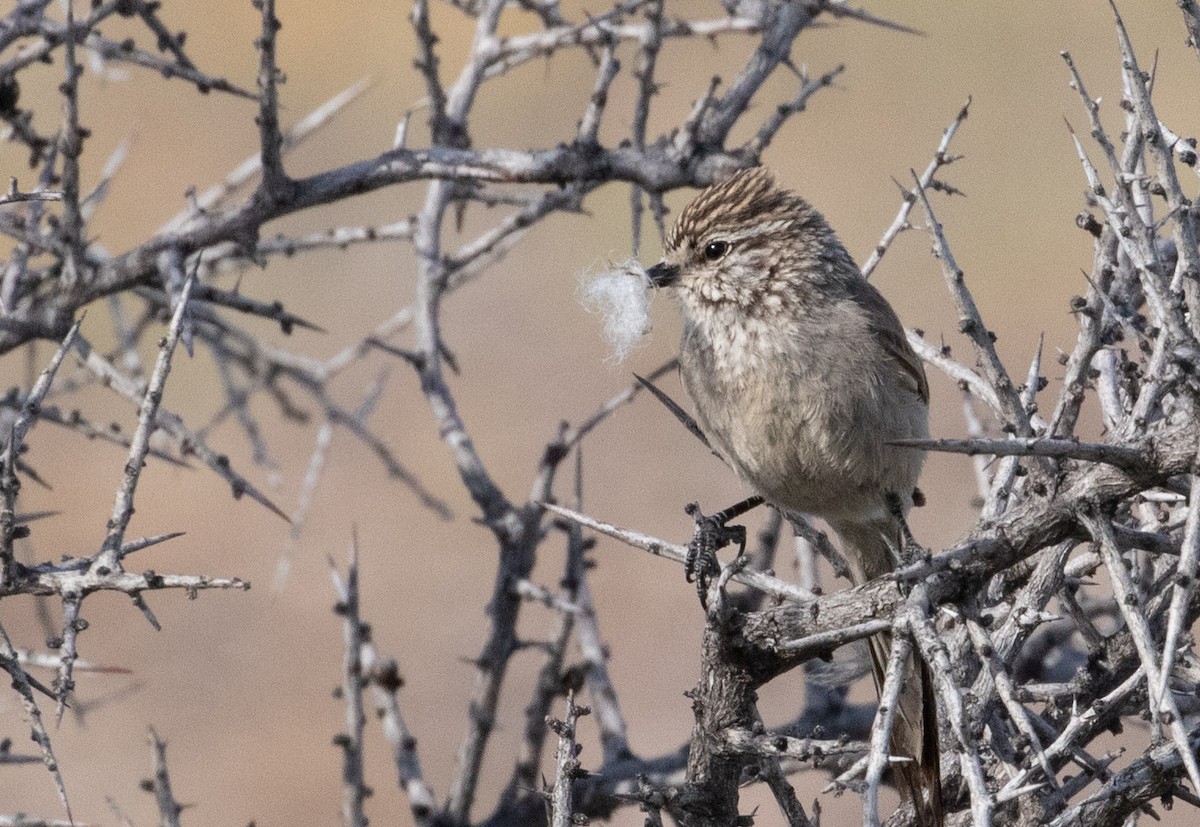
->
[666,167,829,256]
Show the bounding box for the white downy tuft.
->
[579,260,654,363]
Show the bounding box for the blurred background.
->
[2,1,1199,824]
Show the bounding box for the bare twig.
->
[146,727,182,827]
[862,97,970,280]
[541,502,812,603]
[863,626,912,827]
[912,173,1030,438]
[0,620,71,824]
[329,538,367,827]
[548,691,589,827]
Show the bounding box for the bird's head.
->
[647,167,849,318]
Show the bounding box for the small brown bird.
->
[646,167,940,823]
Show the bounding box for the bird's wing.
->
[848,278,930,404]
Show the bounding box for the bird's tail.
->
[832,517,942,826]
[866,632,942,825]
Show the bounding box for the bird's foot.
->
[684,496,763,608]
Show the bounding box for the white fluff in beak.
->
[579,260,653,363]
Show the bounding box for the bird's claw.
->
[685,502,748,609]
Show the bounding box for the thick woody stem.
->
[679,622,759,826]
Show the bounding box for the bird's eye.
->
[703,240,730,262]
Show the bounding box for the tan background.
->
[2,2,1197,824]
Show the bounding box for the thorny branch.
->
[3,0,874,819]
[542,6,1200,825]
[5,2,1200,827]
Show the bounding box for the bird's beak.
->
[646,261,680,287]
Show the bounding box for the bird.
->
[644,165,940,823]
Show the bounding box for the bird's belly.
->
[725,416,877,519]
[700,380,924,523]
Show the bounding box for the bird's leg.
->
[885,491,926,567]
[684,495,764,608]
